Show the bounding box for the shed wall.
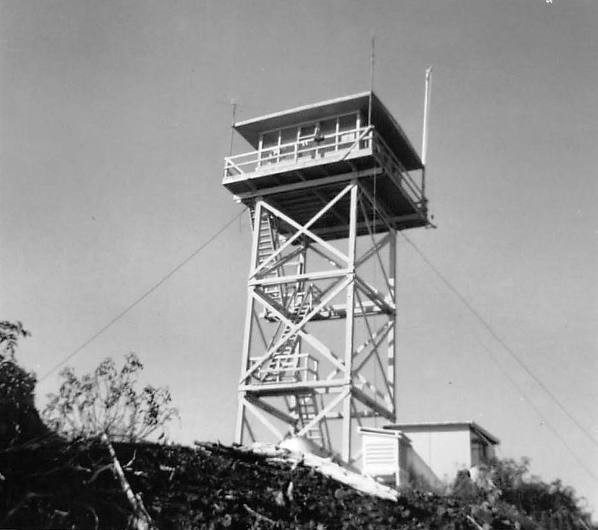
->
[403,428,471,484]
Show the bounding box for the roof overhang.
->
[383,421,500,445]
[233,91,424,171]
[358,426,411,442]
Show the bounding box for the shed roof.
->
[383,422,500,445]
[357,426,411,442]
[233,91,424,172]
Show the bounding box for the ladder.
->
[293,392,324,444]
[262,289,309,383]
[252,209,284,309]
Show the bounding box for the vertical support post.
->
[341,181,358,462]
[387,228,397,419]
[235,200,263,444]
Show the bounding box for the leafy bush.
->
[43,353,178,442]
[0,320,30,362]
[449,458,596,529]
[490,457,594,528]
[0,321,47,447]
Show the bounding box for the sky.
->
[1,0,597,517]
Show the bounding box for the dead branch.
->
[101,433,156,530]
[123,449,137,469]
[243,503,276,526]
[86,462,115,485]
[466,514,485,530]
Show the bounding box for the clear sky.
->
[1,0,597,517]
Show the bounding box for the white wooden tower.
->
[222,92,429,463]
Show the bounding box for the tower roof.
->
[234,91,424,172]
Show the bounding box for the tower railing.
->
[224,127,425,213]
[223,125,372,179]
[248,353,319,383]
[371,132,425,209]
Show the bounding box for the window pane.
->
[338,113,358,148]
[339,113,357,132]
[261,131,279,148]
[260,131,279,165]
[299,124,315,140]
[279,127,297,162]
[298,124,316,160]
[280,127,297,145]
[320,119,336,137]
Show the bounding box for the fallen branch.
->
[243,503,276,526]
[85,462,114,485]
[466,514,485,530]
[101,433,156,530]
[123,449,137,469]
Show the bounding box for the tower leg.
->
[388,228,397,419]
[235,200,263,445]
[341,181,358,462]
[234,397,246,444]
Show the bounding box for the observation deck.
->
[223,92,429,239]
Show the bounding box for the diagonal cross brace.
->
[325,320,392,381]
[296,388,350,438]
[355,232,391,269]
[251,185,352,278]
[240,276,350,383]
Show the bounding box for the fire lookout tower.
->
[223,92,429,463]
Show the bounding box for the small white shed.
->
[359,426,445,491]
[383,421,500,484]
[358,427,411,487]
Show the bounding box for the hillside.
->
[2,437,594,529]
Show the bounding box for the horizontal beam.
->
[232,167,383,201]
[326,299,384,319]
[309,213,425,238]
[325,410,381,419]
[240,379,348,395]
[251,268,349,286]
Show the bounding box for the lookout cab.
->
[223,91,429,463]
[224,92,427,237]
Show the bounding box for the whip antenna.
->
[368,36,375,126]
[421,67,432,166]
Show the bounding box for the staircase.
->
[252,208,284,310]
[250,207,327,447]
[262,288,309,383]
[293,392,324,444]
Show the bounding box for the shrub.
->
[43,353,178,442]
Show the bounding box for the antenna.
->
[229,99,237,157]
[369,36,376,229]
[368,36,375,126]
[421,67,432,166]
[421,67,432,199]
